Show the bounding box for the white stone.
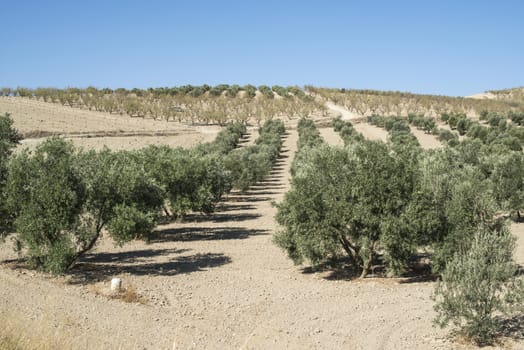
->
[111,278,122,292]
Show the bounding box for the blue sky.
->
[1,0,523,96]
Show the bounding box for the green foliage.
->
[0,117,250,273]
[0,113,22,188]
[509,111,524,125]
[226,84,240,98]
[332,117,364,145]
[138,146,230,217]
[258,85,274,98]
[196,122,246,155]
[432,173,496,273]
[465,122,489,142]
[332,116,345,132]
[5,141,165,273]
[271,85,290,98]
[0,113,22,149]
[423,118,437,134]
[276,139,417,277]
[226,146,272,192]
[437,129,458,145]
[367,114,385,127]
[456,117,471,135]
[290,117,324,176]
[483,150,524,217]
[0,113,22,237]
[441,110,523,151]
[106,205,157,246]
[278,117,523,281]
[209,84,229,96]
[78,149,164,236]
[226,119,284,191]
[243,84,257,98]
[6,138,85,273]
[433,224,524,345]
[297,117,323,149]
[382,117,420,147]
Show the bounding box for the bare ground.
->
[1,100,523,349]
[1,97,221,151]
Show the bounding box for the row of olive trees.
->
[308,86,523,118]
[275,117,524,343]
[0,120,260,273]
[369,113,524,219]
[276,117,422,278]
[2,85,306,100]
[441,111,524,150]
[226,119,286,191]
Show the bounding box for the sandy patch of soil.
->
[0,97,191,134]
[352,122,389,142]
[466,92,497,100]
[319,127,343,146]
[1,97,222,151]
[18,133,218,152]
[409,126,443,150]
[326,101,363,120]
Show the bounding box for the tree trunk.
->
[360,253,373,278]
[163,205,172,218]
[339,236,360,267]
[359,241,377,279]
[67,230,101,270]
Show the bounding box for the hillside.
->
[1,90,524,349]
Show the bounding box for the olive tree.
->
[0,113,22,238]
[433,223,524,345]
[485,151,524,219]
[75,149,164,256]
[404,146,500,274]
[275,140,416,278]
[5,138,85,273]
[5,141,164,274]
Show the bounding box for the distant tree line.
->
[308,86,524,118]
[0,85,325,125]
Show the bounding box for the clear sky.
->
[1,0,523,96]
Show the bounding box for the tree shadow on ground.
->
[150,226,269,243]
[269,165,286,172]
[250,181,286,188]
[182,212,262,223]
[229,196,272,203]
[254,178,282,184]
[215,203,257,212]
[300,257,360,281]
[301,254,438,283]
[247,185,285,192]
[69,251,231,284]
[397,262,438,283]
[238,190,279,196]
[397,253,439,283]
[80,247,189,264]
